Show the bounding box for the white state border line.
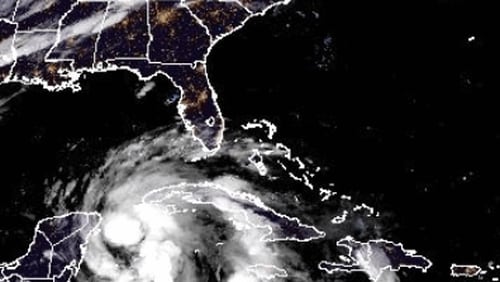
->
[0,212,102,282]
[45,0,80,64]
[1,0,292,152]
[145,0,152,60]
[94,0,150,62]
[5,0,292,81]
[37,231,55,278]
[0,1,18,23]
[92,0,111,68]
[0,19,18,83]
[16,29,59,33]
[146,0,211,65]
[181,0,214,43]
[12,0,78,33]
[10,0,20,22]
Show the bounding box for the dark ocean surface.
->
[0,0,495,281]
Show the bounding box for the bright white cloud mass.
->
[39,125,397,282]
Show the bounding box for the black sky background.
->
[0,0,496,281]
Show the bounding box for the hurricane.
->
[34,123,393,282]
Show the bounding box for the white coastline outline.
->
[0,0,292,152]
[246,263,288,280]
[318,236,433,282]
[450,263,482,278]
[141,181,326,243]
[0,212,102,282]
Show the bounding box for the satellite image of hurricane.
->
[0,0,495,281]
